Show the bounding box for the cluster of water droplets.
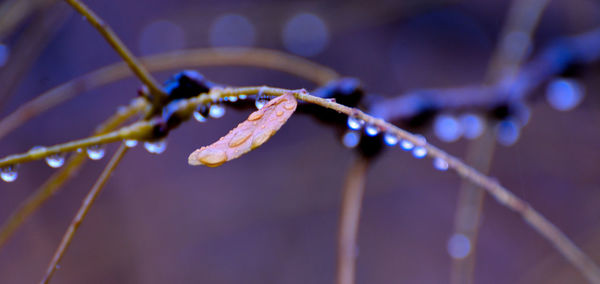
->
[192,94,253,123]
[433,113,485,143]
[342,115,450,171]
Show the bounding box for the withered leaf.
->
[188,93,298,167]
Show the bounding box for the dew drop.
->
[347,116,364,130]
[434,114,462,142]
[400,140,414,151]
[255,93,269,110]
[86,145,105,160]
[45,154,65,168]
[459,113,484,140]
[209,104,226,118]
[342,131,360,148]
[193,110,207,122]
[238,94,247,100]
[124,139,138,148]
[383,132,398,146]
[433,158,449,171]
[495,120,520,146]
[447,233,472,259]
[1,165,18,182]
[546,78,584,111]
[412,146,427,159]
[364,124,379,136]
[228,96,238,102]
[144,140,167,154]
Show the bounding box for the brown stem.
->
[337,156,369,284]
[40,144,128,284]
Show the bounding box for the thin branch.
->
[337,157,370,284]
[450,127,496,284]
[0,47,338,140]
[40,143,129,284]
[0,99,144,251]
[62,0,166,106]
[209,86,600,283]
[0,120,153,168]
[0,3,70,108]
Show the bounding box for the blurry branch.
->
[450,127,496,284]
[452,0,550,283]
[63,0,166,107]
[0,0,57,40]
[370,25,600,122]
[0,98,145,251]
[337,157,369,284]
[0,3,71,108]
[40,144,129,284]
[0,48,338,140]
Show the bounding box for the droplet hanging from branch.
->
[188,93,297,167]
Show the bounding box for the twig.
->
[450,127,496,284]
[337,156,369,284]
[0,120,153,168]
[62,0,166,106]
[209,86,600,283]
[39,143,129,284]
[0,47,338,140]
[0,98,144,250]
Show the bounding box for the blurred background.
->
[1,0,600,283]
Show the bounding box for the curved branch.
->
[0,48,339,140]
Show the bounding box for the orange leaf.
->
[188,93,298,167]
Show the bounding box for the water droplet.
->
[1,165,18,182]
[228,96,238,102]
[144,140,167,154]
[255,93,269,110]
[347,116,364,130]
[447,233,472,259]
[433,158,449,171]
[124,139,138,148]
[459,114,484,140]
[383,132,398,146]
[412,146,427,159]
[28,145,46,155]
[282,13,329,57]
[197,148,227,167]
[434,114,462,142]
[495,120,520,146]
[400,140,414,151]
[364,124,379,136]
[342,131,360,148]
[209,104,226,118]
[45,154,65,168]
[193,110,207,122]
[239,94,247,100]
[86,145,105,160]
[546,78,584,111]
